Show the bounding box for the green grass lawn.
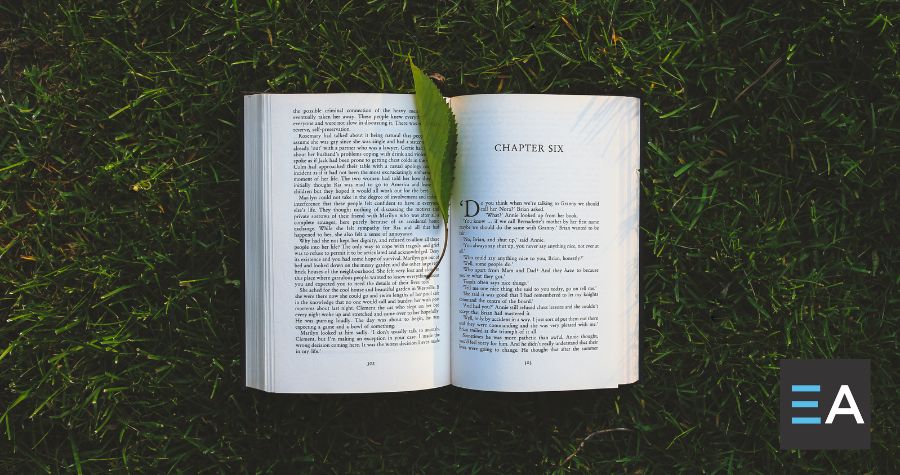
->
[1,1,897,472]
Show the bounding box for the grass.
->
[1,0,897,472]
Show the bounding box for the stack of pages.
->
[244,93,640,393]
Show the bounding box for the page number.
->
[524,360,532,366]
[366,361,375,367]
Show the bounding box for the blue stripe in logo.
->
[791,417,822,425]
[791,385,820,392]
[791,400,818,408]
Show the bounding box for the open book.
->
[244,93,640,393]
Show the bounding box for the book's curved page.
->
[246,94,451,393]
[449,94,640,391]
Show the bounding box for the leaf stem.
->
[426,220,449,279]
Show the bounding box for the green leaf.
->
[410,60,457,224]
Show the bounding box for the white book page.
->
[264,94,450,393]
[449,95,639,391]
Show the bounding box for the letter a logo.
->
[780,359,870,449]
[826,385,864,424]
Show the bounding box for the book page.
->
[261,94,450,393]
[449,95,639,391]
